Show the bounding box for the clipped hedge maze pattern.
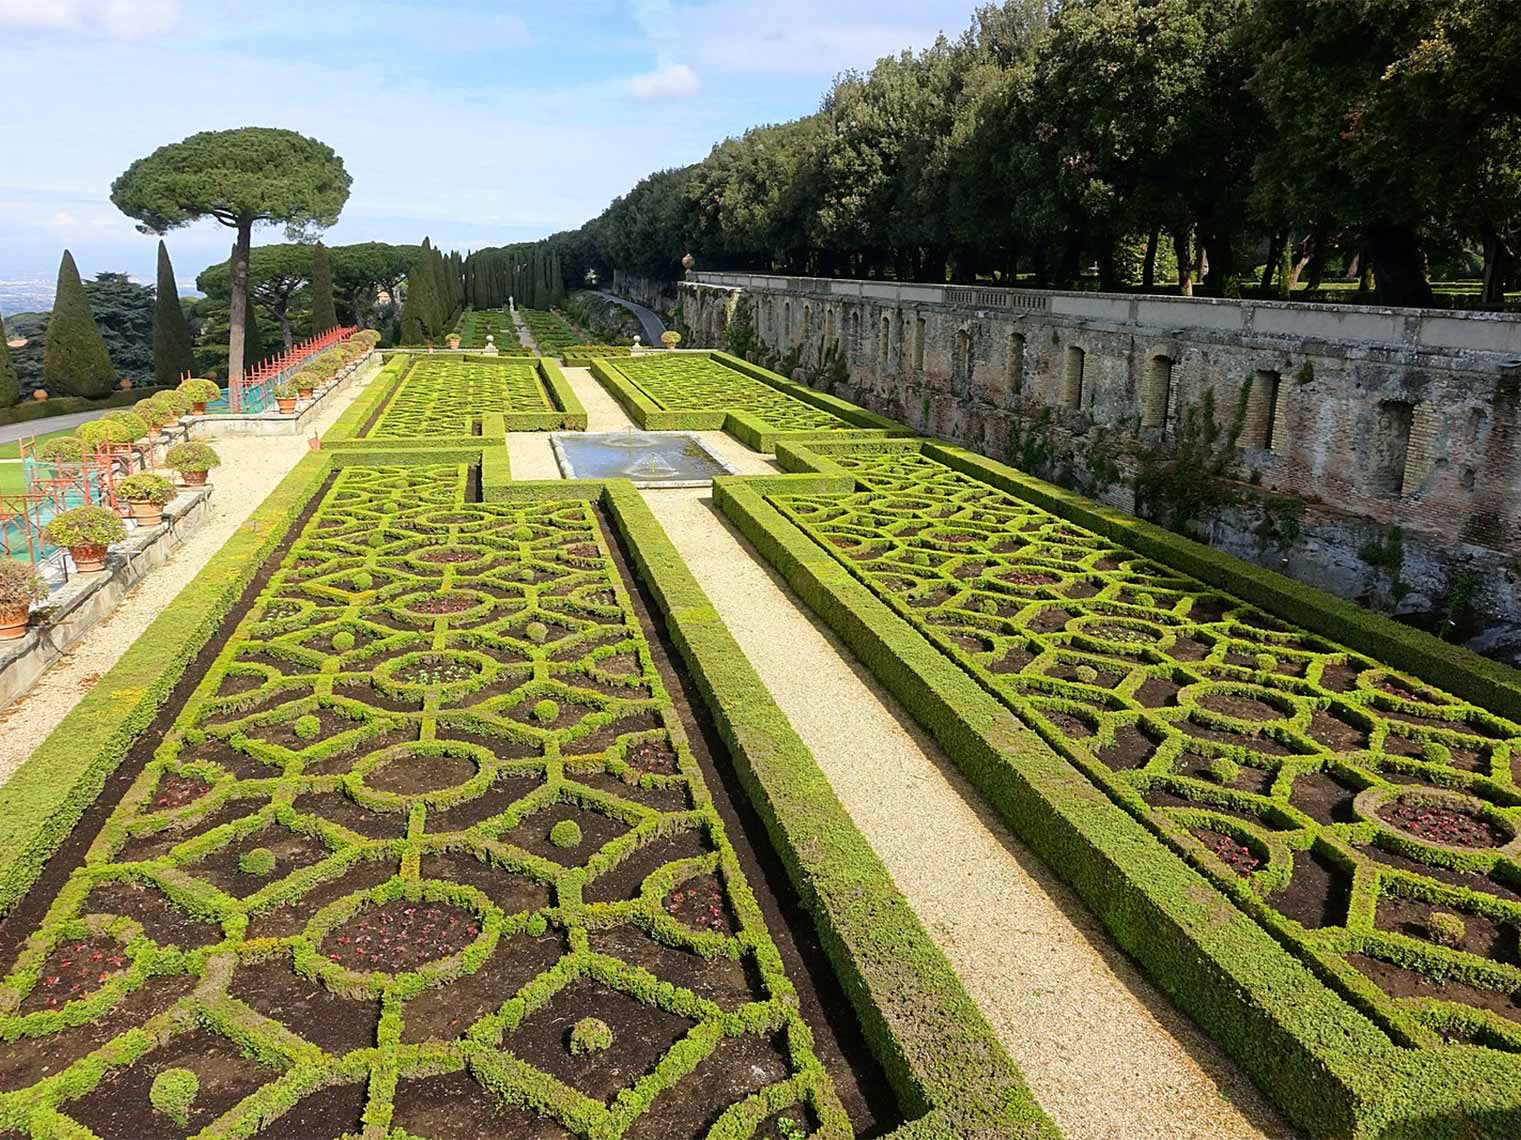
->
[614,356,847,434]
[452,308,522,350]
[0,465,851,1138]
[521,310,587,356]
[370,357,549,439]
[773,447,1521,1054]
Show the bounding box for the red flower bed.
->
[21,938,128,1010]
[152,773,211,811]
[1379,799,1507,848]
[1191,828,1262,876]
[664,879,731,934]
[321,902,479,972]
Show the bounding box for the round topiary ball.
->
[525,621,549,644]
[1427,910,1467,948]
[513,525,533,541]
[568,1015,612,1055]
[1254,653,1278,673]
[533,698,559,723]
[331,631,355,652]
[1208,757,1241,785]
[293,714,321,741]
[238,847,276,876]
[149,1067,200,1127]
[351,572,374,590]
[1073,665,1099,685]
[549,819,583,848]
[518,567,535,582]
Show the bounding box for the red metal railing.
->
[184,325,357,413]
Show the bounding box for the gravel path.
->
[0,357,384,786]
[542,360,1295,1137]
[511,305,540,354]
[0,411,101,447]
[642,489,1295,1139]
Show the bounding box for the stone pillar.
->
[1400,402,1443,497]
[1142,355,1172,430]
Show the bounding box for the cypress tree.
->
[400,238,436,343]
[153,240,194,386]
[0,306,19,406]
[310,241,337,334]
[44,250,115,399]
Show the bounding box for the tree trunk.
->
[1141,226,1159,290]
[227,215,253,385]
[1366,222,1435,308]
[1095,237,1120,292]
[1481,226,1513,306]
[1200,226,1233,295]
[273,302,293,350]
[1260,232,1285,294]
[1171,225,1194,297]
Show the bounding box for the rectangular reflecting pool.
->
[551,431,739,486]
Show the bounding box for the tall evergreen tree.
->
[0,307,19,406]
[400,238,437,343]
[44,250,115,398]
[310,241,338,334]
[153,240,194,385]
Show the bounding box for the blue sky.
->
[0,0,979,301]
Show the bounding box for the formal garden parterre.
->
[0,465,872,1139]
[714,437,1521,1138]
[588,353,911,453]
[352,353,588,442]
[450,309,527,353]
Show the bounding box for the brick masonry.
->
[678,273,1521,661]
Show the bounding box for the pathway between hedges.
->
[533,364,1298,1140]
[0,357,385,786]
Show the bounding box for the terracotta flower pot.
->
[277,397,297,413]
[163,415,181,428]
[128,500,164,528]
[182,470,209,487]
[0,602,30,641]
[191,401,207,415]
[298,388,314,400]
[70,544,108,573]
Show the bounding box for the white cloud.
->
[628,62,699,100]
[0,0,180,39]
[50,210,75,226]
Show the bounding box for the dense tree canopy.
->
[0,308,18,406]
[309,242,337,335]
[111,128,350,381]
[557,0,1521,306]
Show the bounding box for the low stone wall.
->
[681,273,1521,663]
[0,486,212,707]
[184,350,377,437]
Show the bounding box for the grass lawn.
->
[0,461,26,495]
[0,426,76,461]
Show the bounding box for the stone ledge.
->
[182,351,374,437]
[0,486,213,707]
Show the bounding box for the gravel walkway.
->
[542,361,1295,1137]
[0,357,385,786]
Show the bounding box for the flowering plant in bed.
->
[0,560,48,641]
[177,377,221,414]
[164,441,221,486]
[116,473,177,527]
[42,506,126,573]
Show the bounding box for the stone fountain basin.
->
[551,431,740,487]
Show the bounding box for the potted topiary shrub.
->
[117,473,177,527]
[0,561,48,641]
[177,377,221,415]
[149,389,191,427]
[100,410,149,438]
[36,436,86,465]
[76,418,139,451]
[164,441,220,486]
[135,398,171,438]
[446,333,461,350]
[295,370,319,400]
[43,506,126,573]
[273,379,299,413]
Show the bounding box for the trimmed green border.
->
[717,440,1521,1140]
[326,354,587,450]
[587,353,915,454]
[0,438,1057,1138]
